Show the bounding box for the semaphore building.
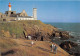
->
[0,2,37,21]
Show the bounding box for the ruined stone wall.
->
[2,14,6,18]
[0,13,2,18]
[0,14,1,18]
[20,10,28,16]
[0,13,6,19]
[6,17,16,21]
[5,11,16,17]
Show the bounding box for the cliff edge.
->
[0,20,72,41]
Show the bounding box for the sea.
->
[44,22,80,45]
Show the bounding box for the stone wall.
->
[19,10,28,16]
[0,13,6,18]
[0,13,2,18]
[5,11,16,17]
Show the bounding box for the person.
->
[34,36,37,41]
[31,41,34,47]
[54,45,58,54]
[51,44,55,52]
[26,36,28,39]
[51,44,54,52]
[41,36,43,41]
[28,35,32,40]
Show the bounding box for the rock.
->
[50,31,73,40]
[59,41,80,56]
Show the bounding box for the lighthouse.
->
[8,3,11,11]
[33,8,37,20]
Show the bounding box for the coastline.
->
[0,20,79,56]
[44,22,80,56]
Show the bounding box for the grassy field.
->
[0,20,57,39]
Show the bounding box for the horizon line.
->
[0,0,80,1]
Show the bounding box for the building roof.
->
[33,8,37,9]
[17,16,33,18]
[5,11,16,12]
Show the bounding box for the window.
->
[11,12,13,14]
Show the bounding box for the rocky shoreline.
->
[59,41,80,56]
[49,30,80,56]
[49,28,80,56]
[22,21,80,56]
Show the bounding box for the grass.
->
[0,20,57,38]
[5,39,70,56]
[0,37,70,56]
[0,38,17,53]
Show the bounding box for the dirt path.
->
[11,39,70,56]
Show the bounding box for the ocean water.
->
[44,22,80,45]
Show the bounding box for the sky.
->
[0,0,80,22]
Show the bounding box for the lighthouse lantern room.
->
[8,2,11,11]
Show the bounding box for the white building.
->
[15,16,36,20]
[15,8,37,20]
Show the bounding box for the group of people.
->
[30,41,58,54]
[26,35,32,40]
[25,35,58,54]
[51,43,58,54]
[25,35,44,41]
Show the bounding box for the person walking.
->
[51,44,54,52]
[31,41,34,47]
[51,44,55,52]
[54,45,58,54]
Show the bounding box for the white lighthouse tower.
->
[8,3,11,11]
[33,8,37,20]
